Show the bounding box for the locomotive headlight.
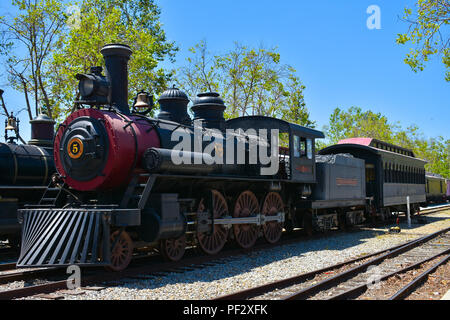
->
[75,67,109,104]
[79,77,95,97]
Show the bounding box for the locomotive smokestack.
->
[100,44,133,114]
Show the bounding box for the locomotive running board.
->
[17,209,112,268]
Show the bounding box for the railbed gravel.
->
[358,256,449,300]
[25,210,450,300]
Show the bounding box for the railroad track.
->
[0,262,16,272]
[214,226,450,300]
[0,265,62,285]
[0,252,242,300]
[0,225,390,300]
[0,205,448,300]
[419,203,450,214]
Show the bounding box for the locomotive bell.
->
[133,92,152,109]
[5,113,18,131]
[4,113,19,144]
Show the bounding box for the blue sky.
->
[0,0,448,142]
[156,0,449,140]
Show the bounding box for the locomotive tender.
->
[17,44,427,271]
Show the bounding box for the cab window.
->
[300,138,307,157]
[294,135,300,157]
[306,138,313,159]
[294,135,309,158]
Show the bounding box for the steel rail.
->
[214,226,450,300]
[0,227,343,300]
[0,240,297,300]
[1,205,448,300]
[419,204,450,214]
[0,262,16,272]
[326,248,450,300]
[282,227,450,300]
[214,240,412,300]
[0,280,68,300]
[389,253,450,300]
[0,267,60,285]
[0,253,242,300]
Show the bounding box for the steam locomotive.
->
[0,90,56,246]
[16,44,427,271]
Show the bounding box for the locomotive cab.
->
[226,116,324,183]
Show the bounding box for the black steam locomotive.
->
[16,44,427,271]
[0,90,56,246]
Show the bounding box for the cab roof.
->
[226,116,325,139]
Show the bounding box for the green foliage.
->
[415,136,450,177]
[396,0,450,81]
[0,0,68,120]
[176,41,315,128]
[323,106,450,178]
[50,0,178,120]
[324,107,396,144]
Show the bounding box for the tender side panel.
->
[313,154,366,203]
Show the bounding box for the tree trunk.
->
[21,79,33,121]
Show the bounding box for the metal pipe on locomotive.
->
[17,44,428,271]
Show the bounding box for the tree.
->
[177,40,220,97]
[417,136,450,177]
[324,107,396,145]
[176,41,315,128]
[396,0,450,81]
[0,0,67,120]
[322,106,450,178]
[50,0,178,120]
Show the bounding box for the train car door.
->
[365,163,376,199]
